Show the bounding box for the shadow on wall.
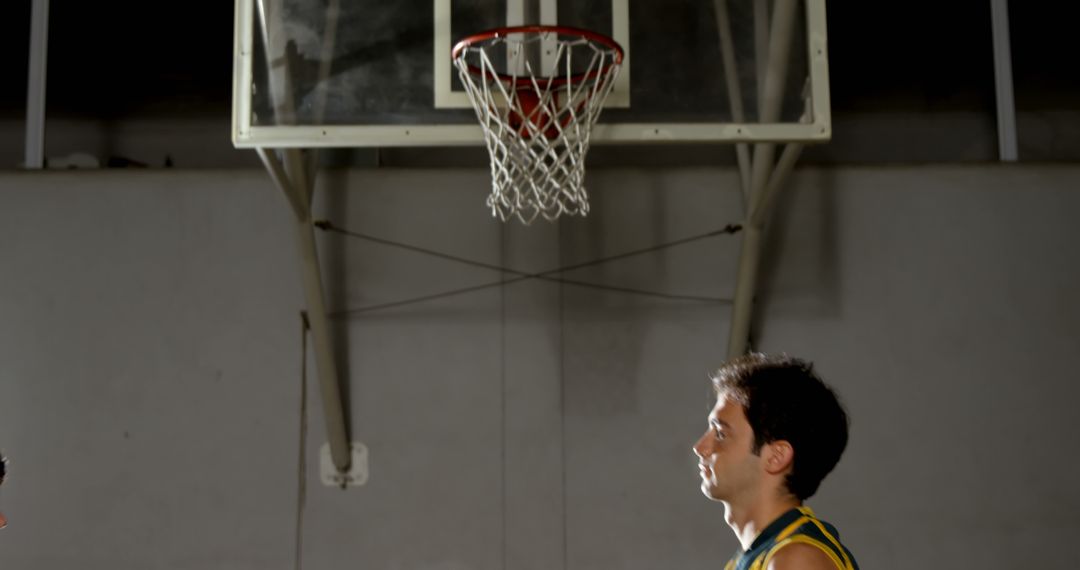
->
[557,171,674,417]
[751,168,843,348]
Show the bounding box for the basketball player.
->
[693,354,858,570]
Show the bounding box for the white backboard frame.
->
[232,0,831,148]
[432,0,631,109]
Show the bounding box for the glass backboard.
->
[232,0,830,148]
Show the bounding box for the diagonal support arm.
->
[727,0,799,358]
[259,147,352,473]
[255,0,351,473]
[713,0,753,202]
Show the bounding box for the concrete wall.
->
[1,164,1078,569]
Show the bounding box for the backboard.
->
[232,0,830,148]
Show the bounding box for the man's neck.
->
[723,496,802,551]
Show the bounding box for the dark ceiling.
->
[0,1,1076,120]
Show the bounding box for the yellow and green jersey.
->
[724,506,858,570]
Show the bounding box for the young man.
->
[693,353,858,570]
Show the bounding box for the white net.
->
[453,28,623,224]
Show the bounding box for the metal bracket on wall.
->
[320,442,369,487]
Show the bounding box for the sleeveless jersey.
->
[723,506,858,570]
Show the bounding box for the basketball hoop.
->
[452,26,624,224]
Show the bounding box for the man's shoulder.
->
[765,541,842,570]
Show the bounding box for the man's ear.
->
[763,440,794,475]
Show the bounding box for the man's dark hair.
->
[711,353,849,501]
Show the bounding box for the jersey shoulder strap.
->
[758,507,855,570]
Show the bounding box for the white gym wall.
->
[1,164,1078,569]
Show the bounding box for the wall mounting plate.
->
[320,442,369,487]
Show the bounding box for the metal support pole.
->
[714,0,753,202]
[727,143,801,358]
[753,0,769,115]
[24,0,49,169]
[257,148,307,216]
[290,193,351,473]
[259,0,299,126]
[311,0,341,126]
[259,147,352,473]
[751,143,803,228]
[990,0,1018,162]
[728,226,763,358]
[749,0,798,200]
[727,0,799,359]
[255,0,351,473]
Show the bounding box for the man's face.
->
[692,392,765,503]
